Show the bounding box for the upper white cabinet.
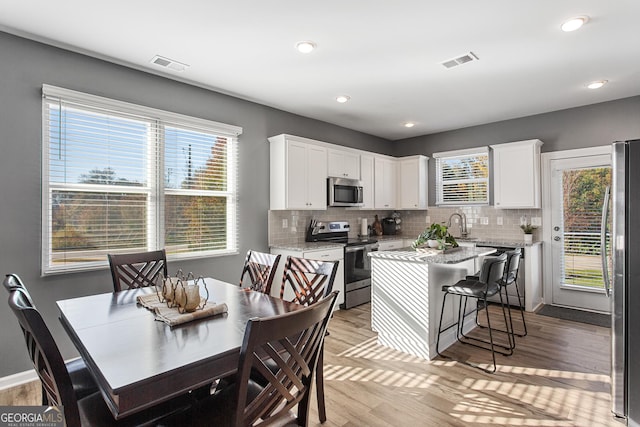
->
[398,155,429,209]
[491,139,543,209]
[374,156,397,209]
[328,148,360,179]
[360,154,375,209]
[269,135,327,210]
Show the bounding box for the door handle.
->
[601,185,611,297]
[554,236,561,241]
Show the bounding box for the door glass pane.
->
[561,167,611,289]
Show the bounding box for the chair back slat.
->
[239,251,281,294]
[108,249,167,292]
[234,291,338,426]
[279,256,339,306]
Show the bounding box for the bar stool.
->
[476,249,527,346]
[436,253,510,373]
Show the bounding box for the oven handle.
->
[345,244,379,253]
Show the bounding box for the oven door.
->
[343,244,378,308]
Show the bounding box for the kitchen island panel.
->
[371,256,476,360]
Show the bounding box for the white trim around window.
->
[433,146,489,206]
[41,85,242,275]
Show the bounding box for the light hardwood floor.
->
[309,303,621,427]
[1,304,621,426]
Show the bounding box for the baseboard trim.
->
[0,369,38,391]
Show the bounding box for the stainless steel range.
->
[307,220,378,309]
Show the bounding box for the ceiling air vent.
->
[441,52,479,69]
[150,55,189,72]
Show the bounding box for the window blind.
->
[42,85,241,274]
[433,148,489,205]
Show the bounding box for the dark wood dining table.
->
[56,278,303,420]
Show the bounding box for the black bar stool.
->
[475,249,527,347]
[436,253,510,373]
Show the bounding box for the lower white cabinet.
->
[270,247,345,309]
[377,239,404,251]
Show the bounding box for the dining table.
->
[56,278,303,420]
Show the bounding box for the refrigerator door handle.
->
[601,185,611,297]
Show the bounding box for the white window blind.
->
[42,85,241,274]
[434,147,489,205]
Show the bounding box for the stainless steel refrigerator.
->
[611,139,640,425]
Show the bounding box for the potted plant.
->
[520,223,537,244]
[412,223,458,250]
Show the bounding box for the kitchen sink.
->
[455,237,479,242]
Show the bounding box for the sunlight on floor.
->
[329,336,614,426]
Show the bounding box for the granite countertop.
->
[456,238,543,248]
[269,241,345,252]
[370,246,496,265]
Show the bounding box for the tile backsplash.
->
[269,206,542,246]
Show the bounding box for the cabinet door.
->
[374,157,397,209]
[398,157,428,209]
[328,149,360,179]
[360,155,375,208]
[306,145,328,209]
[286,141,309,209]
[492,140,542,208]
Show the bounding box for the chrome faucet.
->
[447,212,468,238]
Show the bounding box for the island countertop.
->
[369,246,496,264]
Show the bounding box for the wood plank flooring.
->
[1,303,621,426]
[309,303,621,427]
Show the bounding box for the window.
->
[433,147,489,205]
[41,85,241,274]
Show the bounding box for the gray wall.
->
[2,27,639,379]
[0,31,391,377]
[393,96,640,205]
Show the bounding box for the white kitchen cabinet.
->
[360,154,375,209]
[398,155,429,209]
[270,247,345,309]
[377,239,404,251]
[269,135,327,210]
[491,139,543,208]
[374,156,397,209]
[328,148,360,179]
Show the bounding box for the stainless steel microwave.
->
[327,177,364,207]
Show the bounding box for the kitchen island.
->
[370,246,496,360]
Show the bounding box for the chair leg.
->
[316,346,326,423]
[513,283,528,337]
[483,295,498,373]
[458,296,513,354]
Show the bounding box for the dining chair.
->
[108,249,168,292]
[6,280,193,427]
[279,255,339,423]
[436,253,510,373]
[239,250,282,294]
[158,291,339,427]
[3,274,99,405]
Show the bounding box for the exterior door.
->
[550,154,611,312]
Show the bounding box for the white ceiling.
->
[1,1,639,140]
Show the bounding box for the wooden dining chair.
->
[108,249,168,292]
[279,255,339,423]
[3,274,99,405]
[6,280,193,427]
[158,291,339,427]
[279,255,339,306]
[239,250,282,294]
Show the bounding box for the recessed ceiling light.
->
[336,95,350,103]
[587,80,608,89]
[404,122,415,128]
[295,41,316,54]
[561,16,589,32]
